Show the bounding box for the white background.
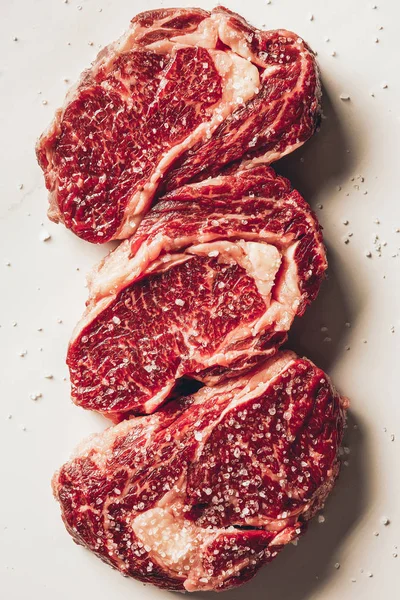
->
[1,0,399,598]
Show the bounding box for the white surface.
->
[1,0,399,598]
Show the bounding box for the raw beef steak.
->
[54,351,348,592]
[36,6,320,243]
[67,164,327,418]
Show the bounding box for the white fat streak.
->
[188,240,281,298]
[75,231,302,352]
[75,417,158,470]
[116,50,259,239]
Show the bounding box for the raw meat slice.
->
[36,6,320,243]
[67,164,327,418]
[53,351,348,592]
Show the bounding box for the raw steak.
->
[54,351,348,592]
[36,6,320,243]
[67,164,327,418]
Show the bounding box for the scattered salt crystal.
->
[30,392,42,401]
[365,251,372,258]
[39,229,51,242]
[13,36,18,42]
[309,14,314,21]
[334,562,340,569]
[318,515,325,523]
[373,531,379,536]
[340,94,350,101]
[175,299,185,307]
[208,250,219,257]
[374,37,379,43]
[331,50,336,57]
[343,219,349,225]
[390,434,395,441]
[19,349,27,357]
[381,516,390,526]
[112,316,121,325]
[44,373,53,379]
[194,431,203,442]
[381,82,388,89]
[5,260,11,266]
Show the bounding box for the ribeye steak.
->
[36,6,320,243]
[67,164,326,418]
[54,351,347,592]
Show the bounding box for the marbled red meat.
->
[53,351,348,592]
[36,6,320,243]
[67,164,327,418]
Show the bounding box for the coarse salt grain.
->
[39,229,51,242]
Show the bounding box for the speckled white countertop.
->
[1,1,399,599]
